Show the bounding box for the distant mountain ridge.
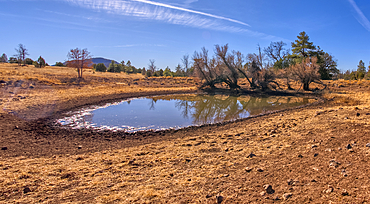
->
[92,57,119,68]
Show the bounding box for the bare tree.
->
[148,59,157,73]
[289,57,323,91]
[67,48,92,78]
[264,41,289,63]
[14,44,29,66]
[181,54,192,76]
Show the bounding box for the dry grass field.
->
[1,63,370,203]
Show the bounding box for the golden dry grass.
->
[2,63,370,203]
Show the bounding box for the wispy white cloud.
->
[348,0,370,32]
[94,44,166,48]
[63,0,249,32]
[131,0,249,26]
[62,0,283,40]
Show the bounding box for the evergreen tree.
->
[141,68,147,76]
[94,63,107,72]
[37,56,46,68]
[9,57,18,63]
[108,60,116,72]
[55,62,65,67]
[24,58,34,65]
[357,60,366,79]
[0,53,7,62]
[175,64,184,77]
[291,31,316,58]
[163,66,173,77]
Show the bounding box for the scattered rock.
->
[245,167,253,172]
[345,144,352,149]
[77,146,82,149]
[247,153,256,158]
[260,191,266,196]
[206,194,212,198]
[61,172,76,179]
[263,184,275,194]
[1,147,7,150]
[314,153,319,157]
[23,187,31,194]
[341,169,348,177]
[356,112,361,117]
[344,117,349,120]
[298,154,303,158]
[216,195,223,204]
[76,157,84,161]
[323,185,334,193]
[342,189,349,196]
[329,160,341,169]
[282,193,292,200]
[287,179,299,186]
[29,84,34,89]
[311,144,318,148]
[256,168,264,172]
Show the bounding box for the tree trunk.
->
[303,82,309,91]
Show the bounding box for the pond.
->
[56,94,317,132]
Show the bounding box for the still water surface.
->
[57,94,316,132]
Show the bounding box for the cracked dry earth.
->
[1,85,370,203]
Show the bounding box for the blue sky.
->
[1,0,369,72]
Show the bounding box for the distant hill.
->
[92,57,119,68]
[59,57,118,68]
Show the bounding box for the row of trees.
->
[193,31,337,91]
[341,60,370,80]
[0,44,47,68]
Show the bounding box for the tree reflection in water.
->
[150,94,313,125]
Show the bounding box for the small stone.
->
[366,143,370,148]
[216,195,223,204]
[329,160,340,168]
[287,179,299,185]
[256,168,264,172]
[344,117,349,120]
[282,193,292,200]
[356,112,360,117]
[29,85,34,89]
[263,184,275,194]
[77,146,82,149]
[323,186,334,193]
[260,191,266,196]
[341,169,348,177]
[338,147,342,150]
[298,154,303,158]
[311,145,318,148]
[23,187,31,194]
[223,174,229,178]
[206,194,212,198]
[76,157,83,161]
[247,153,256,158]
[342,189,349,196]
[345,144,352,149]
[245,167,253,172]
[1,147,7,150]
[314,153,319,157]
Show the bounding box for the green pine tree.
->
[291,31,316,58]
